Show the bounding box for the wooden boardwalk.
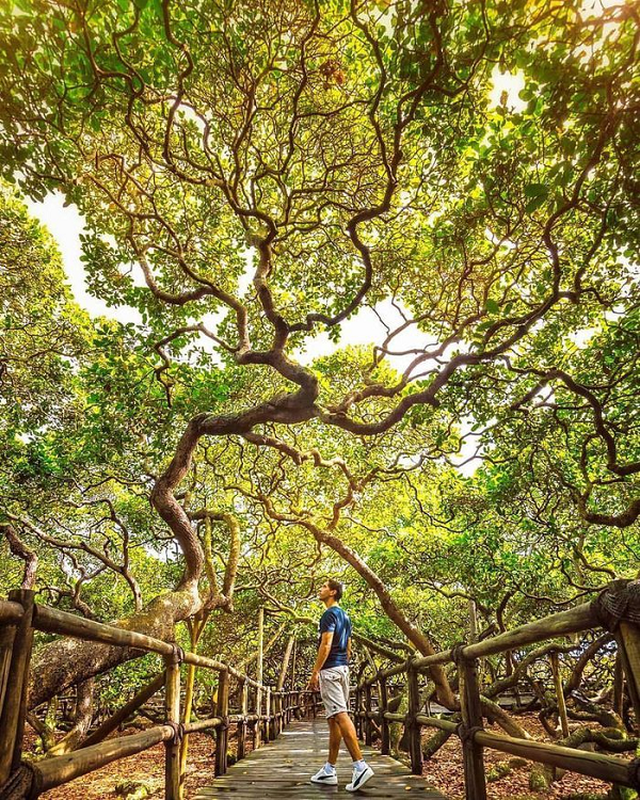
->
[193,717,447,799]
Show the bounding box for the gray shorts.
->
[319,665,350,718]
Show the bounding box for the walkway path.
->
[193,717,448,799]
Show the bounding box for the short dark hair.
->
[327,579,343,602]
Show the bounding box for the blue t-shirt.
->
[318,606,352,670]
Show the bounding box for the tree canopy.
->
[0,0,638,740]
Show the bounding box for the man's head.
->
[318,579,343,604]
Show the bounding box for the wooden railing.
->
[354,581,640,800]
[0,590,320,799]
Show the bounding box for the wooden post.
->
[549,650,569,737]
[406,665,423,775]
[0,589,35,784]
[0,624,16,723]
[255,607,264,749]
[354,687,361,738]
[215,670,229,775]
[164,651,182,800]
[379,674,390,755]
[275,693,282,737]
[616,621,640,728]
[237,680,248,761]
[459,656,487,800]
[265,687,272,740]
[252,687,259,750]
[364,684,373,746]
[272,691,278,738]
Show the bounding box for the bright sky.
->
[25,192,142,324]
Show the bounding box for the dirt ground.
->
[26,727,238,799]
[26,714,634,799]
[420,714,629,800]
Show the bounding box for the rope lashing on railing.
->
[593,579,640,630]
[164,721,186,746]
[168,644,186,665]
[455,723,483,745]
[449,642,468,664]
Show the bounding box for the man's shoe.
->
[310,766,338,785]
[346,764,374,792]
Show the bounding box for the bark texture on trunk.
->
[28,586,200,709]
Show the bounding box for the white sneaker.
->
[346,764,374,792]
[310,766,338,786]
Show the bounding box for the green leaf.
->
[524,183,548,198]
[526,195,547,213]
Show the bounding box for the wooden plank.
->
[194,717,447,799]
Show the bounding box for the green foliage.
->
[0,0,638,715]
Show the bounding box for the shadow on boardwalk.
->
[194,716,448,799]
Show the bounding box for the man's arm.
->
[308,631,334,690]
[347,636,351,662]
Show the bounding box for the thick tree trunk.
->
[28,585,200,709]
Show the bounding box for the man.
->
[307,579,375,792]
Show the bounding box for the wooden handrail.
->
[359,601,600,687]
[0,593,322,799]
[474,730,636,788]
[0,601,23,626]
[454,602,598,662]
[352,584,640,798]
[0,601,278,692]
[34,725,175,793]
[2,583,638,799]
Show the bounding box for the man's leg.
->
[332,711,362,761]
[310,674,339,784]
[328,716,342,764]
[334,708,375,792]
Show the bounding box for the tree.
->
[0,0,638,714]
